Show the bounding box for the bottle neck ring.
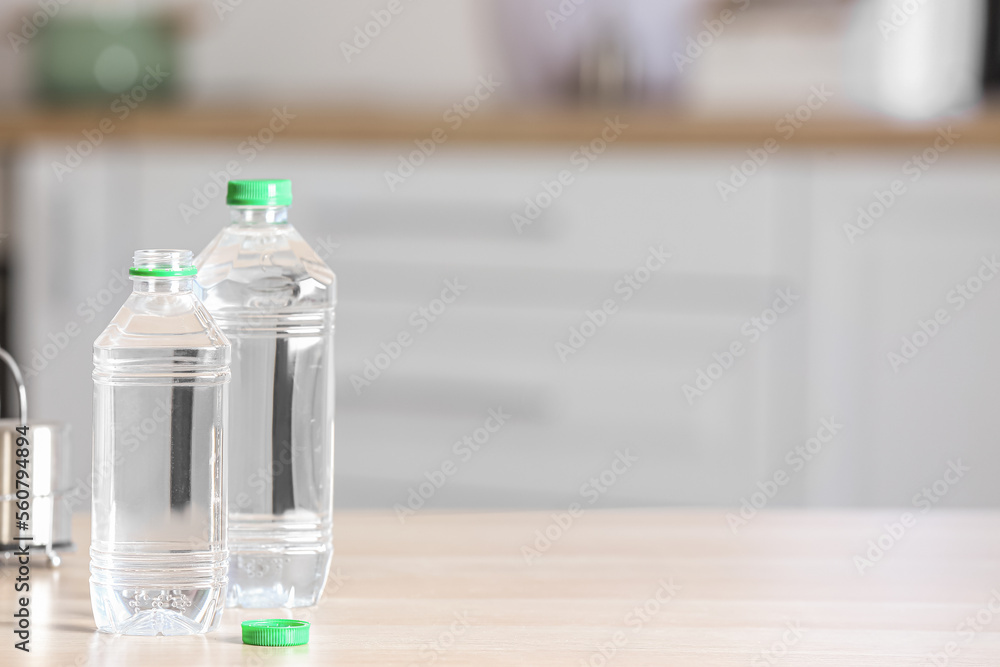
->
[132,276,194,294]
[129,249,196,292]
[230,206,289,226]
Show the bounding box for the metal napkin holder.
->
[0,347,73,566]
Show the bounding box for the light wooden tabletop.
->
[2,509,1000,665]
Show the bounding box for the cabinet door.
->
[807,150,1000,507]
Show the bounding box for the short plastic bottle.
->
[91,249,230,635]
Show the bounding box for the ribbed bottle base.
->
[226,517,333,608]
[91,582,226,635]
[226,548,332,608]
[90,548,228,635]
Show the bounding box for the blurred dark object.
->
[32,12,178,105]
[578,20,632,104]
[492,0,701,105]
[984,0,1000,90]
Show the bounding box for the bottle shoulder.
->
[195,224,336,312]
[94,292,230,357]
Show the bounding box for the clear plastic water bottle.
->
[195,180,335,608]
[91,249,230,635]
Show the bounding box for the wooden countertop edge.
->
[0,106,997,146]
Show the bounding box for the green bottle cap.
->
[241,619,310,647]
[226,179,292,207]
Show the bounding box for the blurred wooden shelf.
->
[1,106,999,147]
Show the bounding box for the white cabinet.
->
[806,150,1000,507]
[10,140,998,509]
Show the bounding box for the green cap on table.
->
[241,619,310,647]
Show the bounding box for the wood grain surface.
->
[2,509,1000,665]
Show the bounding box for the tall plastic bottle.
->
[195,180,335,608]
[91,249,230,635]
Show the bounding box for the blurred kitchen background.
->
[1,0,999,512]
